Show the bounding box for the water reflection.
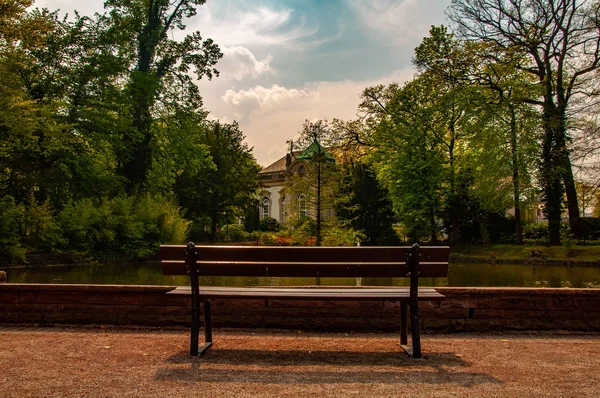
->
[2,261,600,288]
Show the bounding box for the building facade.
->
[258,141,336,225]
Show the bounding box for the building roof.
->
[296,139,335,162]
[259,151,300,174]
[260,140,337,175]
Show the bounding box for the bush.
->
[0,194,189,263]
[290,218,317,246]
[218,224,248,242]
[187,217,211,243]
[274,235,292,246]
[523,223,549,241]
[258,232,278,246]
[259,217,280,232]
[572,239,600,246]
[523,222,576,246]
[0,196,26,264]
[321,227,363,246]
[247,231,261,242]
[59,194,189,259]
[486,214,516,244]
[579,218,600,240]
[22,200,64,253]
[58,198,98,253]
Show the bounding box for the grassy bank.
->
[451,244,600,264]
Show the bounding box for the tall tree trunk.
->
[555,107,580,237]
[210,212,218,243]
[562,151,580,237]
[430,210,438,244]
[509,107,523,244]
[537,77,564,246]
[316,154,322,246]
[541,105,563,246]
[448,132,458,244]
[120,3,163,191]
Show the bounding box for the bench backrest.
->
[160,244,450,278]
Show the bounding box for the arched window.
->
[298,194,307,218]
[261,198,270,219]
[297,165,306,177]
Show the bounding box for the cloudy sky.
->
[35,0,451,167]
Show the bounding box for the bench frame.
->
[160,243,449,359]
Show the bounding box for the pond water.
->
[2,261,600,288]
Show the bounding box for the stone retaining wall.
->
[1,284,599,332]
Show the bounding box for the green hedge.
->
[0,194,189,264]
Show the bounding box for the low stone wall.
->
[1,284,599,332]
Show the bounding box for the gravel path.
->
[1,326,599,397]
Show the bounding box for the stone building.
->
[258,140,336,225]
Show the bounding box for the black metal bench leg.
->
[199,300,213,355]
[400,301,408,346]
[190,290,200,356]
[400,243,422,359]
[410,301,422,359]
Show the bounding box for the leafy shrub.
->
[289,218,317,245]
[486,214,516,244]
[0,194,189,262]
[321,227,363,246]
[523,239,550,246]
[59,194,189,259]
[572,239,600,246]
[22,200,64,253]
[58,198,98,253]
[0,196,26,264]
[258,232,278,246]
[218,224,248,242]
[579,218,600,240]
[247,231,261,242]
[523,223,549,241]
[274,235,292,246]
[259,217,280,232]
[187,217,212,243]
[135,194,189,245]
[523,222,576,246]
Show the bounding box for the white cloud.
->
[218,46,274,81]
[222,84,311,111]
[31,0,105,17]
[346,0,451,46]
[190,3,328,50]
[205,68,416,166]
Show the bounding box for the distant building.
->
[258,140,336,224]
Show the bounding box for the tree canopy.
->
[0,1,259,261]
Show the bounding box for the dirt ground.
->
[1,326,599,397]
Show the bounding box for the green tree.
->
[419,33,540,244]
[412,26,487,243]
[0,6,99,208]
[175,121,260,242]
[471,55,540,244]
[449,0,600,244]
[285,120,341,246]
[337,162,399,246]
[104,0,222,190]
[361,78,447,242]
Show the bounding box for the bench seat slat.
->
[162,261,448,278]
[160,245,450,263]
[165,286,445,300]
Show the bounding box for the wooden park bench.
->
[160,243,449,359]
